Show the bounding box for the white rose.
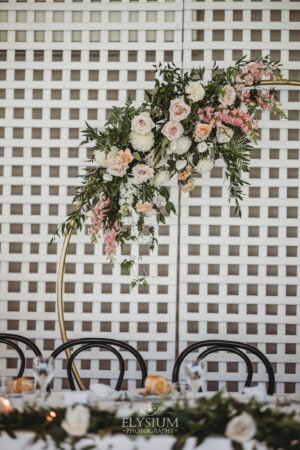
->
[219,84,236,106]
[107,160,127,177]
[132,164,154,184]
[61,405,90,437]
[216,126,234,144]
[161,120,184,141]
[131,112,155,135]
[153,194,167,208]
[197,142,208,153]
[185,81,205,102]
[176,160,187,171]
[225,413,257,443]
[169,98,191,122]
[194,159,214,177]
[94,147,118,168]
[168,136,192,155]
[153,170,170,187]
[130,131,154,152]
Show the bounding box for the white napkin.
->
[89,383,114,398]
[242,385,267,401]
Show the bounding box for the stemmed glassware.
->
[32,356,54,402]
[185,360,206,396]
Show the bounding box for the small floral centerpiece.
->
[55,56,286,285]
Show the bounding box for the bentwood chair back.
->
[51,338,148,390]
[172,339,275,395]
[0,333,42,378]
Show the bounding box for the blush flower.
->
[169,98,191,122]
[161,120,184,141]
[117,148,133,165]
[132,164,154,184]
[107,160,127,177]
[219,84,236,106]
[177,165,192,181]
[194,122,212,141]
[94,147,118,168]
[131,112,155,135]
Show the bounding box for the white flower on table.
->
[61,404,90,437]
[185,80,205,102]
[225,412,257,443]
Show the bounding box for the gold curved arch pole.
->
[57,80,300,391]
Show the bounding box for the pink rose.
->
[161,121,184,141]
[169,98,191,122]
[131,164,154,184]
[107,160,127,177]
[131,112,155,135]
[194,122,212,141]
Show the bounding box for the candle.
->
[0,396,13,414]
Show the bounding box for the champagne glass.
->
[185,360,206,396]
[32,356,54,402]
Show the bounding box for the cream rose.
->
[216,126,234,144]
[161,121,184,141]
[194,159,214,176]
[194,123,212,141]
[61,404,90,437]
[132,164,154,184]
[219,84,236,106]
[176,160,187,171]
[225,413,256,443]
[94,147,118,168]
[130,131,154,153]
[169,98,191,122]
[107,160,127,177]
[168,136,192,155]
[153,170,170,187]
[185,81,205,102]
[131,112,155,135]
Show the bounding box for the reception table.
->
[0,390,298,450]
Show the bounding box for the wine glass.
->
[32,356,54,402]
[185,360,206,396]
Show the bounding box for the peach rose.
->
[117,148,133,165]
[169,98,191,122]
[161,121,184,141]
[177,165,192,181]
[135,202,153,214]
[181,180,195,193]
[194,122,212,141]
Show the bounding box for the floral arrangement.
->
[55,56,286,286]
[0,394,299,450]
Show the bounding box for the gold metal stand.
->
[57,79,300,391]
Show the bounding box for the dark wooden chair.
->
[0,333,42,378]
[51,338,148,390]
[172,339,275,395]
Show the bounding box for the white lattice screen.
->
[0,0,299,393]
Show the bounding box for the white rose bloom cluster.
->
[216,126,234,144]
[195,158,214,177]
[185,80,205,102]
[94,146,118,168]
[168,136,192,155]
[219,84,236,106]
[153,170,170,187]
